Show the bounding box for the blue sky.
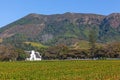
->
[0,0,120,27]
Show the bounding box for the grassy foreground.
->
[0,60,120,80]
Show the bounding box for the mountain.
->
[99,13,120,42]
[0,12,120,46]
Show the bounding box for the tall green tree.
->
[89,29,97,58]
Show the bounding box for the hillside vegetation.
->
[73,40,104,50]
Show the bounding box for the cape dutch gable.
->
[26,50,42,61]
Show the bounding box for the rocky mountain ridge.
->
[0,12,120,45]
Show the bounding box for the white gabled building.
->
[26,50,42,61]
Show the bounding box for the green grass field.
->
[0,60,120,80]
[24,42,48,48]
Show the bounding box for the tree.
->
[105,42,120,58]
[16,49,27,61]
[89,29,97,58]
[44,44,69,59]
[0,45,27,61]
[0,45,18,61]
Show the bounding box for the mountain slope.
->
[0,12,120,46]
[99,13,120,42]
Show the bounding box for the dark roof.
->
[25,51,41,58]
[35,52,41,58]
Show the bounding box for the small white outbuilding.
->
[26,50,42,61]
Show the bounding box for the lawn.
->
[0,60,120,80]
[24,42,48,48]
